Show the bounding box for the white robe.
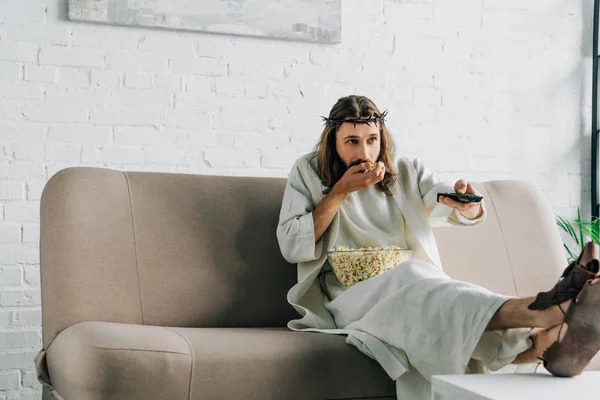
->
[276,152,532,400]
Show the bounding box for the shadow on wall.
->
[547,0,593,218]
[579,0,594,217]
[58,0,68,21]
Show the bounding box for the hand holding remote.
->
[437,179,483,220]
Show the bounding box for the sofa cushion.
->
[46,321,396,400]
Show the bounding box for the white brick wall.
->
[0,0,592,398]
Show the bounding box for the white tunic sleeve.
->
[411,158,487,228]
[276,161,320,264]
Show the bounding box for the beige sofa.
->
[35,167,599,400]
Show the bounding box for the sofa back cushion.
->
[40,168,298,348]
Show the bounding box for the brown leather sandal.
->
[539,277,600,377]
[528,241,599,311]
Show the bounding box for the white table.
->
[431,371,600,400]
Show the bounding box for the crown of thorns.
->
[320,110,388,128]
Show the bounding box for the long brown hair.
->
[311,95,397,196]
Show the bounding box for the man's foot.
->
[542,277,600,377]
[528,242,599,311]
[513,325,567,364]
[532,324,568,359]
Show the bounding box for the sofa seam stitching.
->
[59,332,192,355]
[166,328,194,400]
[483,182,519,295]
[123,171,145,325]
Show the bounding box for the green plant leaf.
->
[578,207,584,247]
[592,217,600,242]
[579,221,600,244]
[554,208,600,263]
[563,243,576,263]
[557,216,579,244]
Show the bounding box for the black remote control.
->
[437,192,483,203]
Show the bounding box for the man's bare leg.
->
[486,297,570,331]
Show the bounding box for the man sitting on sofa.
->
[276,94,600,400]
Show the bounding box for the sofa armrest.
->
[40,168,144,349]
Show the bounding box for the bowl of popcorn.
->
[326,245,413,288]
